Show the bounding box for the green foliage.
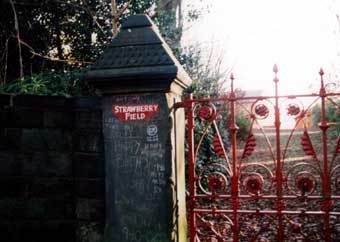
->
[0,0,171,81]
[154,10,182,55]
[312,101,340,138]
[181,46,222,97]
[236,113,251,140]
[0,69,90,96]
[312,102,340,126]
[0,0,198,96]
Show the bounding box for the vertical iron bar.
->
[229,74,239,242]
[187,94,196,242]
[173,98,179,242]
[319,69,331,242]
[273,65,284,241]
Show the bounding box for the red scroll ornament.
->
[213,134,225,158]
[300,130,317,158]
[241,133,256,159]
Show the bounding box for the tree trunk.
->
[55,21,65,70]
[9,0,24,80]
[111,0,119,37]
[159,0,181,11]
[4,38,9,83]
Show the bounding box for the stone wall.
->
[0,94,105,242]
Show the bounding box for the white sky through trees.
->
[183,0,340,95]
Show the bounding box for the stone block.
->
[41,152,73,177]
[30,178,74,199]
[12,109,44,127]
[0,176,74,199]
[74,111,102,129]
[0,177,31,198]
[0,220,76,242]
[76,222,104,242]
[19,151,72,177]
[67,97,102,110]
[0,177,73,199]
[0,151,20,176]
[15,152,40,176]
[0,198,74,220]
[13,95,67,108]
[76,199,104,220]
[0,110,14,126]
[73,130,103,153]
[0,128,21,150]
[0,94,11,106]
[73,152,104,178]
[0,198,26,219]
[44,111,73,128]
[21,129,72,151]
[20,129,46,150]
[75,179,104,199]
[26,198,74,219]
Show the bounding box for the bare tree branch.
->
[80,0,109,40]
[18,38,93,65]
[117,0,133,16]
[111,0,132,37]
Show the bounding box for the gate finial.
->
[319,68,325,88]
[230,72,234,92]
[273,64,278,73]
[273,64,279,83]
[319,67,324,76]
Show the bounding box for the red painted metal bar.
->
[273,65,284,241]
[193,209,340,216]
[187,94,196,242]
[176,92,340,105]
[319,69,332,242]
[229,74,240,242]
[193,194,340,199]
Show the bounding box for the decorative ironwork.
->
[213,134,226,158]
[286,103,301,116]
[241,133,256,159]
[300,130,317,158]
[242,173,264,195]
[198,105,216,121]
[254,104,270,118]
[176,66,340,241]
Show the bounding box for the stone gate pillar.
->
[84,15,191,242]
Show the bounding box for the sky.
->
[183,0,340,95]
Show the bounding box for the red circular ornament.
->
[198,106,215,120]
[295,173,315,194]
[243,174,264,194]
[291,222,302,233]
[254,104,269,118]
[287,104,301,116]
[207,173,227,193]
[335,176,340,189]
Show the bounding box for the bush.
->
[0,69,92,96]
[312,101,340,138]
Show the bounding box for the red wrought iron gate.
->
[176,66,340,241]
